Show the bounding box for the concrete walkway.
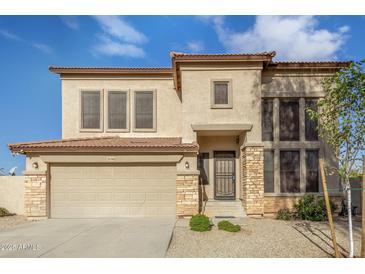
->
[0,217,175,258]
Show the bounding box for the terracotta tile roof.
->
[269,61,352,69]
[170,51,276,60]
[8,136,198,153]
[49,66,173,75]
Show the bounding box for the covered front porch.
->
[192,123,265,217]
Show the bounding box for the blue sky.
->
[0,15,364,173]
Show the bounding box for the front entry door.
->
[214,151,236,200]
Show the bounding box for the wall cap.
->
[241,143,264,148]
[23,170,47,175]
[176,170,200,176]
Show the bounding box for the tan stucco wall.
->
[180,64,262,143]
[61,76,182,139]
[262,71,328,95]
[25,155,47,172]
[0,176,25,215]
[197,135,241,200]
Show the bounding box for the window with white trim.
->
[107,91,128,130]
[134,91,155,130]
[81,90,102,130]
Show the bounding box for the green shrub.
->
[189,214,212,232]
[294,194,337,221]
[217,220,241,232]
[0,207,14,217]
[276,208,293,220]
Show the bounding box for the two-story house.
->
[9,51,349,219]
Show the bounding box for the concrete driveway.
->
[0,217,175,258]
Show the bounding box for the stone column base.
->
[241,145,264,216]
[24,171,47,219]
[176,172,199,217]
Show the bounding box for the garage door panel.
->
[50,164,176,218]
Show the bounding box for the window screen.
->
[306,150,319,192]
[108,91,127,129]
[280,150,300,193]
[81,91,100,129]
[262,99,273,141]
[135,91,154,129]
[279,100,299,141]
[305,99,319,141]
[214,82,229,104]
[198,153,209,185]
[264,149,275,193]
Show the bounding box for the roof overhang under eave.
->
[191,123,253,136]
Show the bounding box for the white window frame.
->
[132,90,157,132]
[210,79,233,109]
[79,89,103,132]
[105,90,130,132]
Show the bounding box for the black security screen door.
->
[214,151,235,200]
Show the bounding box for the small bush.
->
[276,208,293,220]
[0,207,14,217]
[217,220,241,232]
[189,214,212,232]
[294,194,337,222]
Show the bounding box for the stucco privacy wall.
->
[0,176,25,215]
[61,77,182,139]
[180,64,262,143]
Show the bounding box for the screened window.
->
[264,149,275,193]
[214,82,229,104]
[108,91,128,130]
[198,153,210,185]
[305,99,319,141]
[280,150,300,193]
[306,150,319,192]
[279,100,299,141]
[81,91,101,129]
[262,99,273,141]
[134,91,154,130]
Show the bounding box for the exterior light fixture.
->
[32,162,39,169]
[185,161,190,169]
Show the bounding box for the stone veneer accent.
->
[176,173,199,217]
[241,145,264,216]
[24,172,47,218]
[264,195,343,215]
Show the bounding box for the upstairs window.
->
[280,150,300,193]
[279,99,299,141]
[81,91,102,130]
[134,90,156,131]
[264,149,275,193]
[306,150,319,192]
[305,99,319,141]
[262,99,274,141]
[211,80,232,108]
[107,91,128,131]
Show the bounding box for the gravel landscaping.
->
[0,215,28,230]
[166,217,362,258]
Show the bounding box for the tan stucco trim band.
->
[40,154,183,164]
[192,123,253,131]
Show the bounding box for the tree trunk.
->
[346,177,354,257]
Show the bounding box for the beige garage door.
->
[50,164,176,218]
